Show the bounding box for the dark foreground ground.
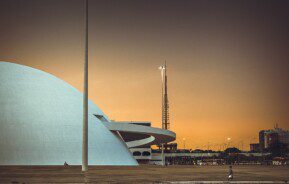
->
[0,165,288,183]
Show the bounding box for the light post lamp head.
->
[159,65,166,82]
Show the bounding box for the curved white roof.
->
[0,61,176,165]
[0,61,137,165]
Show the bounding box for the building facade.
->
[259,125,289,151]
[0,62,176,165]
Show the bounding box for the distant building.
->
[274,126,289,146]
[157,142,178,152]
[264,132,278,149]
[250,143,260,152]
[259,124,289,151]
[259,130,265,151]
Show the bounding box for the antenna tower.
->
[161,62,170,130]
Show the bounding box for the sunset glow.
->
[0,0,288,150]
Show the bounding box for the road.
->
[0,165,288,183]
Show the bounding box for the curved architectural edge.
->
[103,121,176,148]
[0,61,176,165]
[0,61,138,165]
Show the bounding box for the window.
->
[133,151,141,156]
[142,151,151,156]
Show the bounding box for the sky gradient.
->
[1,0,289,150]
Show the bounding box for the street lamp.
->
[227,137,231,148]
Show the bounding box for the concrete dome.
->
[0,61,137,165]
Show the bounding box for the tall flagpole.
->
[82,0,88,172]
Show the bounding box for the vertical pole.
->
[183,138,186,149]
[161,143,164,166]
[164,61,167,129]
[82,0,88,172]
[162,62,167,166]
[160,63,165,166]
[161,84,164,167]
[161,66,164,130]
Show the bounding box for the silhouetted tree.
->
[224,147,241,154]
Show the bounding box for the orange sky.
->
[0,0,289,150]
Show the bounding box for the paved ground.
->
[0,165,288,183]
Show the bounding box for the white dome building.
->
[0,61,175,165]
